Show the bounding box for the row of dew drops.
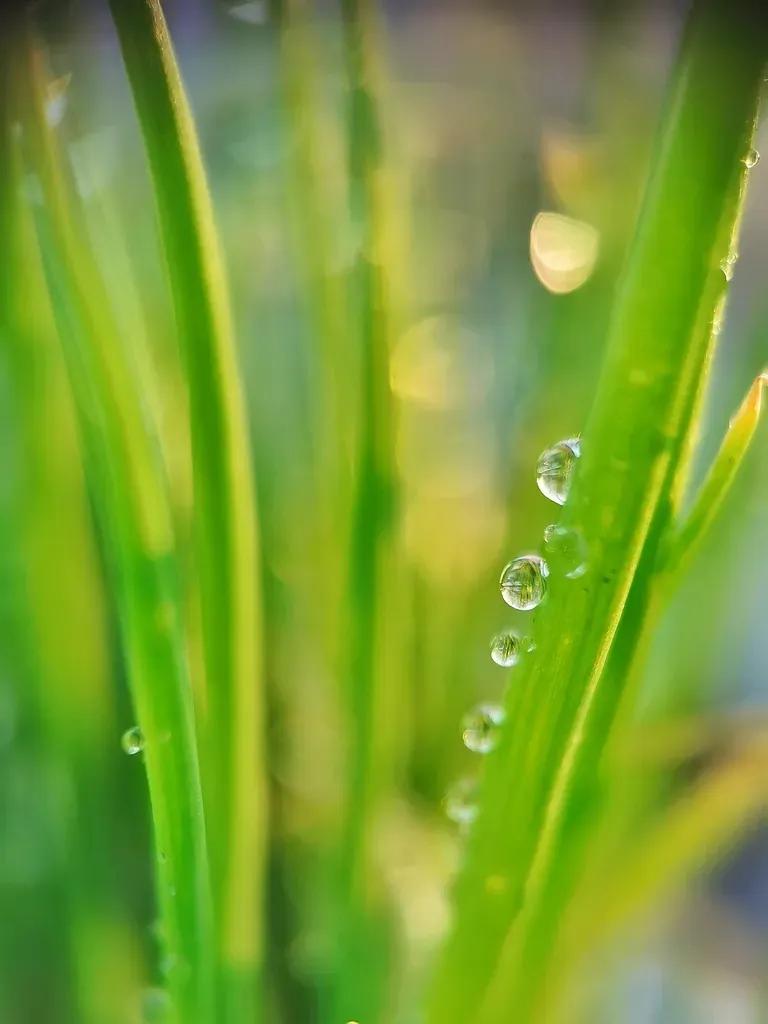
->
[117,437,586,1017]
[119,148,760,780]
[441,143,764,831]
[444,435,588,830]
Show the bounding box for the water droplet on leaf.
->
[489,630,524,667]
[142,987,170,1023]
[45,74,71,127]
[720,253,738,282]
[228,0,267,24]
[121,726,144,755]
[500,555,549,610]
[462,703,505,754]
[444,777,479,827]
[543,524,589,579]
[743,148,760,168]
[536,437,581,504]
[485,874,508,895]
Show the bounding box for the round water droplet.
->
[142,987,171,1023]
[462,703,505,754]
[499,555,549,610]
[228,0,268,24]
[536,436,581,505]
[485,874,508,895]
[160,952,177,978]
[444,777,479,827]
[743,148,760,169]
[543,524,589,579]
[720,253,738,282]
[489,630,524,667]
[711,294,726,336]
[121,726,145,755]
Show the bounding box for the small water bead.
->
[489,630,524,667]
[543,524,589,579]
[121,726,145,755]
[711,294,726,336]
[536,436,581,505]
[500,555,549,610]
[160,952,189,980]
[228,0,268,24]
[444,777,479,827]
[720,253,738,282]
[462,703,505,754]
[743,148,760,169]
[485,874,509,895]
[142,987,171,1023]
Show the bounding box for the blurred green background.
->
[2,1,768,1021]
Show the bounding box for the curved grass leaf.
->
[662,370,768,580]
[333,0,398,1018]
[17,35,215,1024]
[105,2,266,1017]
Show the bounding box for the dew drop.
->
[711,293,726,336]
[121,726,145,755]
[444,777,479,827]
[499,555,549,610]
[489,630,524,667]
[45,74,71,128]
[462,703,505,754]
[142,987,171,1023]
[228,0,267,24]
[720,253,738,282]
[485,874,508,895]
[743,148,760,169]
[543,524,589,579]
[160,952,181,979]
[536,436,581,505]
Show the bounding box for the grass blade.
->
[662,371,768,580]
[427,2,768,1021]
[105,1,266,1016]
[17,33,215,1024]
[333,0,398,1017]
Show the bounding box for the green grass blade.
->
[17,36,215,1024]
[332,0,397,1017]
[427,3,768,1022]
[662,371,768,580]
[105,2,266,1016]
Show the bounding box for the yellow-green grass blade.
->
[0,151,143,1024]
[0,32,143,1024]
[662,370,768,581]
[332,0,399,1018]
[534,731,768,1021]
[17,36,215,1024]
[427,2,768,1022]
[105,1,266,1017]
